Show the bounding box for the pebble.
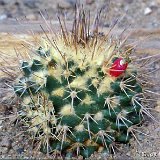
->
[0,137,10,147]
[0,14,7,20]
[155,104,160,112]
[126,151,131,156]
[144,7,152,15]
[16,147,24,154]
[0,146,8,154]
[26,14,37,20]
[86,0,95,5]
[150,1,157,8]
[57,0,75,9]
[0,0,6,5]
[0,104,7,112]
[154,127,160,132]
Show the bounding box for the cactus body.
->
[13,10,145,158]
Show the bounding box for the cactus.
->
[12,9,154,158]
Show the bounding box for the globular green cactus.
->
[13,9,148,158]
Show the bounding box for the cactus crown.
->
[13,8,145,158]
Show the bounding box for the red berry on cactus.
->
[109,58,128,77]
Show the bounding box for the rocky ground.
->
[0,0,160,28]
[0,0,160,159]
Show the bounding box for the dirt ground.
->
[0,0,160,159]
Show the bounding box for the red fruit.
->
[109,58,128,77]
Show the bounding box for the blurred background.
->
[0,0,160,28]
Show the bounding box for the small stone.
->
[150,1,157,8]
[9,149,14,154]
[86,0,95,5]
[26,14,37,20]
[0,137,10,147]
[0,0,6,5]
[126,151,131,156]
[0,14,7,20]
[57,0,75,9]
[144,7,152,15]
[154,127,160,132]
[14,1,20,6]
[0,147,8,154]
[155,104,160,112]
[17,147,24,154]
